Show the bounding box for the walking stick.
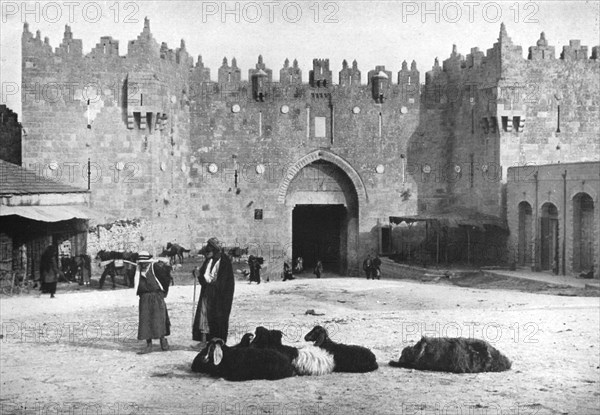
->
[192,268,198,327]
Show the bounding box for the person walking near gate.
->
[40,245,63,298]
[372,254,382,280]
[313,260,323,279]
[363,255,373,279]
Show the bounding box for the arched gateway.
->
[279,150,367,276]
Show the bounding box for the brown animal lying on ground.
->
[389,336,512,373]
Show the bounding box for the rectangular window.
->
[314,117,326,138]
[513,116,521,132]
[501,116,509,132]
[133,112,141,129]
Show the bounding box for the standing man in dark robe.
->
[372,254,382,280]
[248,255,262,284]
[136,253,172,354]
[282,262,294,281]
[192,237,235,347]
[363,255,373,279]
[40,245,63,298]
[313,260,323,279]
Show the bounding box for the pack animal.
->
[304,325,378,373]
[160,243,191,265]
[191,338,295,381]
[227,246,249,263]
[60,257,80,283]
[64,254,92,286]
[95,250,140,288]
[389,336,512,373]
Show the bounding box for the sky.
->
[1,1,599,115]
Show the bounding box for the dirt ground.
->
[1,261,599,415]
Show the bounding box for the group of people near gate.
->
[59,237,384,353]
[136,237,236,354]
[363,254,382,280]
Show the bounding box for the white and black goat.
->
[191,338,295,381]
[304,325,378,373]
[251,326,334,376]
[191,333,254,374]
[389,336,512,373]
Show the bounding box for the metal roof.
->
[0,160,89,195]
[0,204,93,222]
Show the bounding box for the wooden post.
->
[10,271,16,295]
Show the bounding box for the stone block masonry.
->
[20,20,599,277]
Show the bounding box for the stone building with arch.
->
[19,20,599,278]
[507,162,599,275]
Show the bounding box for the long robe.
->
[192,254,235,343]
[40,247,59,294]
[249,259,261,283]
[137,262,172,340]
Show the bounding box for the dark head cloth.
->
[207,237,222,250]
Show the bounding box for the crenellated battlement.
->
[21,19,598,115]
[310,58,333,88]
[22,18,194,70]
[22,18,424,93]
[425,25,599,87]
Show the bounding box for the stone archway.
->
[517,201,533,266]
[277,150,368,205]
[540,202,559,272]
[573,193,594,273]
[281,151,364,276]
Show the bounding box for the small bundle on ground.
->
[304,325,378,373]
[389,336,512,373]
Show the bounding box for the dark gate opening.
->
[292,204,346,274]
[518,201,533,266]
[540,203,559,272]
[573,193,594,272]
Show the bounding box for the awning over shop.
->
[389,209,506,230]
[0,205,96,223]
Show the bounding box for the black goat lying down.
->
[233,333,255,348]
[304,325,378,373]
[251,327,334,376]
[389,336,512,373]
[191,338,295,381]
